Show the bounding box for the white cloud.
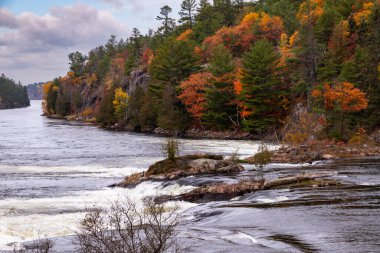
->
[0,4,128,84]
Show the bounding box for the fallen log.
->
[155,172,336,203]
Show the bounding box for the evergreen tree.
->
[203,46,238,129]
[68,51,86,77]
[157,86,190,134]
[128,86,145,130]
[149,39,200,96]
[156,5,176,36]
[193,0,223,42]
[208,45,235,76]
[179,0,197,28]
[96,87,116,127]
[213,0,236,27]
[55,92,71,116]
[0,74,30,109]
[240,40,283,133]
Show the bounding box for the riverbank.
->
[45,114,263,140]
[256,141,380,164]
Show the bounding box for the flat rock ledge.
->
[249,143,380,164]
[112,154,244,188]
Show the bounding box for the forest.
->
[43,0,380,143]
[0,74,30,109]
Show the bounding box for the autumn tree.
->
[178,72,214,123]
[45,79,59,114]
[113,87,129,121]
[312,81,368,137]
[201,12,284,59]
[240,39,285,133]
[179,0,197,29]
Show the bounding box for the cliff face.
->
[42,65,150,120]
[127,69,150,94]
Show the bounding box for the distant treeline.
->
[27,82,44,100]
[0,74,30,109]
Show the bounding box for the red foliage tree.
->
[178,72,214,122]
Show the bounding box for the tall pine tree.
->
[240,40,284,133]
[203,45,238,129]
[179,0,197,28]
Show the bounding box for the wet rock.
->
[322,154,334,159]
[114,154,244,188]
[155,173,335,203]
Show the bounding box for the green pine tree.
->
[240,40,284,133]
[149,38,200,96]
[203,46,238,129]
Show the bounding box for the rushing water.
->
[0,101,268,251]
[1,101,379,252]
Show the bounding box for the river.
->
[0,101,379,252]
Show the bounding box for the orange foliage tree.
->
[297,0,324,25]
[177,29,194,41]
[142,48,154,66]
[178,72,214,123]
[201,12,284,59]
[312,81,368,134]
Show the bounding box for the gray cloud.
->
[0,4,128,84]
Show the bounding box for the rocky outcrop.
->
[126,69,150,94]
[155,173,337,203]
[113,154,244,188]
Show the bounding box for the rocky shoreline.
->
[45,114,263,140]
[257,142,380,164]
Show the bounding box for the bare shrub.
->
[228,148,240,162]
[13,238,54,253]
[161,138,180,161]
[253,143,271,179]
[74,197,183,253]
[348,127,372,145]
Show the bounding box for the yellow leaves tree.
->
[297,0,324,25]
[353,1,375,25]
[113,87,129,121]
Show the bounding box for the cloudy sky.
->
[0,0,182,84]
